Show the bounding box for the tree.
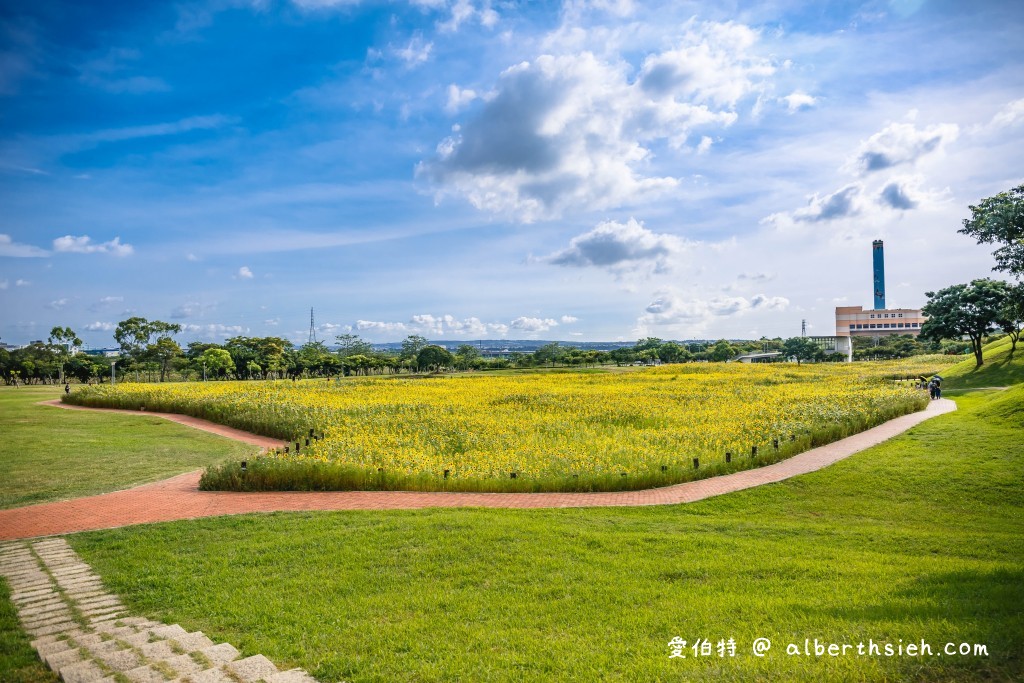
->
[149,336,182,382]
[336,334,373,358]
[200,348,235,379]
[709,339,736,362]
[920,279,1009,367]
[782,337,823,365]
[959,184,1024,278]
[416,345,453,372]
[454,344,482,371]
[48,326,82,383]
[533,342,564,367]
[401,335,429,360]
[114,317,182,379]
[997,281,1024,355]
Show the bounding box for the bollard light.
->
[726,452,732,463]
[241,461,247,472]
[693,458,699,469]
[751,446,758,457]
[510,472,517,479]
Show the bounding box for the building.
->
[835,306,926,337]
[835,240,925,354]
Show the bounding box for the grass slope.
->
[943,337,1024,389]
[0,387,257,509]
[69,390,1023,683]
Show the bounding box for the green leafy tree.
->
[201,348,235,379]
[534,342,564,367]
[48,326,82,383]
[997,281,1024,355]
[657,342,690,363]
[920,278,1010,367]
[782,337,823,365]
[149,336,183,382]
[454,344,482,371]
[336,334,374,358]
[709,339,736,362]
[401,335,429,360]
[416,345,453,372]
[959,184,1024,278]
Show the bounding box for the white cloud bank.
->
[419,20,774,221]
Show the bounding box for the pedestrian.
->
[928,379,937,400]
[64,383,70,395]
[934,377,942,400]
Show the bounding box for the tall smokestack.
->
[872,240,885,309]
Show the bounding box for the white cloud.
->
[438,0,497,32]
[0,234,48,257]
[849,120,959,175]
[394,35,433,66]
[46,298,69,310]
[237,266,254,279]
[781,90,816,112]
[560,315,579,324]
[0,280,7,290]
[355,320,408,333]
[445,84,478,113]
[989,98,1024,129]
[265,318,280,326]
[84,321,115,332]
[544,218,687,274]
[636,288,789,335]
[52,235,134,256]
[510,316,559,332]
[186,253,200,262]
[791,184,863,223]
[15,279,30,287]
[420,20,773,221]
[180,323,247,338]
[171,302,216,319]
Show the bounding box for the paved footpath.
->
[0,537,317,683]
[0,399,957,541]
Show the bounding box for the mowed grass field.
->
[0,386,257,509]
[65,386,1024,682]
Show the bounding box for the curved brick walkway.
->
[0,399,957,540]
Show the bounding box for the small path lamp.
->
[110,360,117,388]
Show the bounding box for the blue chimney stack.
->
[872,240,885,309]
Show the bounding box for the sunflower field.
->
[64,357,953,492]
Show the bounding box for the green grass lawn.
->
[0,578,58,683]
[67,388,1024,682]
[943,337,1024,389]
[0,386,258,509]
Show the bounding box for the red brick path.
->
[0,399,956,540]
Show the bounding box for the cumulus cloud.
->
[637,288,789,334]
[355,320,409,333]
[510,316,559,333]
[237,266,254,279]
[171,302,216,319]
[180,323,247,338]
[989,98,1024,129]
[445,84,478,113]
[420,20,773,220]
[850,120,959,174]
[439,0,498,32]
[791,184,863,222]
[52,235,134,256]
[394,35,433,66]
[781,90,816,112]
[84,321,115,331]
[560,315,578,323]
[0,234,49,257]
[879,180,918,210]
[544,218,686,274]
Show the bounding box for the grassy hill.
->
[940,336,1024,389]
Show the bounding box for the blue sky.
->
[1,0,1022,347]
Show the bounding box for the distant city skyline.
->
[1,1,1022,346]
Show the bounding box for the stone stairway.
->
[0,539,319,683]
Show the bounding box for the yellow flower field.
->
[66,357,954,490]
